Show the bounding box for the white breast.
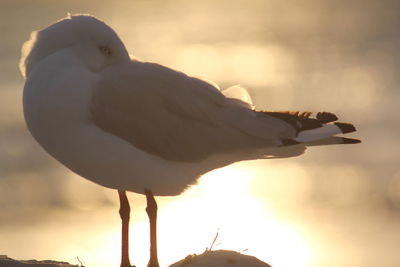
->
[23,50,218,196]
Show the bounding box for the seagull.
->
[20,14,360,267]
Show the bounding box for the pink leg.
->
[145,189,159,267]
[118,190,132,267]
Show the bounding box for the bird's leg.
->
[118,190,133,267]
[145,189,159,267]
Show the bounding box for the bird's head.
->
[19,14,131,78]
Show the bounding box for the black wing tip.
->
[335,122,356,134]
[341,137,362,144]
[316,112,338,123]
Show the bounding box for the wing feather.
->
[91,60,295,162]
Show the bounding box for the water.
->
[1,0,399,266]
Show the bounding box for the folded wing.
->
[91,61,296,162]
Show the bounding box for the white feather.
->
[293,124,342,142]
[222,85,254,109]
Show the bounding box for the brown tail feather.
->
[316,112,338,123]
[262,110,329,132]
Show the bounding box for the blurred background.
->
[0,0,399,266]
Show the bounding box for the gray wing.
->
[91,60,295,162]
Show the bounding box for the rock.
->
[0,255,78,267]
[168,250,272,267]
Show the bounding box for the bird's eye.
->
[98,45,112,56]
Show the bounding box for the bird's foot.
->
[147,262,159,267]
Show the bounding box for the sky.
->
[1,0,400,267]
